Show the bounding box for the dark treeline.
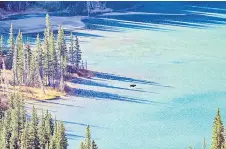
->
[0,94,67,149]
[0,94,98,149]
[0,14,84,93]
[0,1,109,16]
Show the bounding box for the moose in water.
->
[130,84,136,87]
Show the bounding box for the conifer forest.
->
[0,1,226,149]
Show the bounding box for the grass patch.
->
[0,70,65,100]
[18,86,65,100]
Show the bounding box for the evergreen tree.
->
[44,110,53,148]
[6,23,14,69]
[75,36,82,69]
[38,110,46,149]
[49,31,56,86]
[202,138,206,149]
[35,34,45,94]
[188,146,192,149]
[57,26,67,91]
[29,36,39,86]
[42,13,51,86]
[9,105,20,149]
[0,112,11,149]
[25,41,32,85]
[68,32,76,65]
[12,30,23,84]
[22,40,29,84]
[57,121,68,149]
[20,120,29,149]
[27,106,39,149]
[210,108,225,149]
[91,140,98,149]
[0,35,3,57]
[42,28,49,85]
[79,141,85,149]
[12,32,18,85]
[16,31,23,84]
[50,116,58,149]
[85,125,91,149]
[45,13,51,38]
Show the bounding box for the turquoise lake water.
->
[1,2,226,149]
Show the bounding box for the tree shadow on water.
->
[63,120,108,129]
[72,77,155,94]
[66,133,85,140]
[70,88,167,105]
[91,71,172,88]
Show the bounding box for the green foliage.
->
[0,112,11,149]
[0,94,68,149]
[6,23,14,69]
[44,110,53,148]
[92,140,98,149]
[27,106,39,149]
[58,121,68,149]
[7,13,83,91]
[16,30,24,84]
[1,14,88,148]
[75,35,82,69]
[79,141,85,149]
[79,126,97,149]
[85,125,91,149]
[38,110,46,149]
[20,120,29,149]
[210,108,225,149]
[57,26,67,91]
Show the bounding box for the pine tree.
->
[9,105,20,149]
[35,34,45,94]
[38,110,46,149]
[75,36,82,69]
[50,116,58,149]
[42,13,51,86]
[49,31,56,86]
[29,36,39,86]
[13,30,23,84]
[43,29,48,85]
[0,112,11,149]
[25,41,32,85]
[45,13,51,38]
[57,121,67,149]
[22,40,29,84]
[68,32,75,65]
[202,138,206,149]
[43,110,53,148]
[12,31,18,85]
[91,140,98,149]
[188,146,192,149]
[0,35,3,57]
[27,106,39,149]
[210,108,225,149]
[57,26,67,91]
[85,125,91,149]
[20,120,29,149]
[79,141,85,149]
[6,23,14,69]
